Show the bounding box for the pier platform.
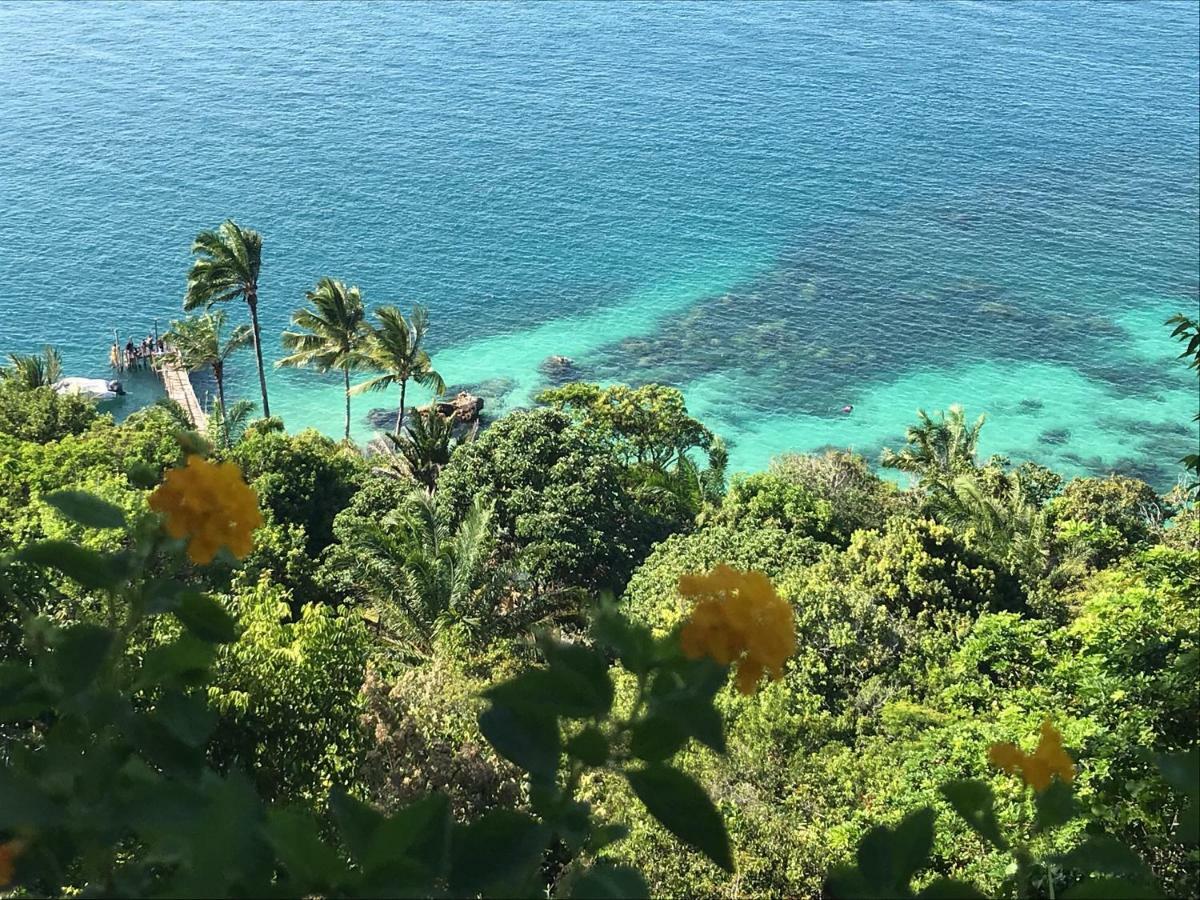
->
[158,359,208,431]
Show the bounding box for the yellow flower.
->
[0,840,24,888]
[678,565,796,694]
[988,719,1075,792]
[149,454,262,565]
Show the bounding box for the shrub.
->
[437,408,640,590]
[229,427,364,554]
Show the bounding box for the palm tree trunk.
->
[246,293,270,418]
[214,362,229,447]
[343,368,351,442]
[395,379,407,436]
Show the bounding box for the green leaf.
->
[364,793,452,879]
[449,809,546,896]
[329,785,384,862]
[569,862,650,899]
[630,714,688,762]
[1053,835,1153,881]
[0,769,62,829]
[175,591,238,643]
[592,605,656,675]
[863,807,935,891]
[43,490,126,529]
[47,623,113,696]
[17,541,122,590]
[1036,778,1077,830]
[625,764,733,873]
[0,662,53,721]
[479,704,560,781]
[127,461,162,489]
[137,634,216,689]
[1155,749,1199,799]
[941,780,1009,851]
[266,807,346,890]
[588,822,630,853]
[566,725,610,766]
[486,667,604,720]
[542,638,614,718]
[918,879,988,899]
[153,690,217,748]
[1062,877,1162,899]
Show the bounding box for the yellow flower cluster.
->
[678,565,796,694]
[149,454,262,565]
[989,719,1075,792]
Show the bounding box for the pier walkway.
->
[158,359,208,431]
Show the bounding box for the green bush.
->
[229,427,364,554]
[206,577,371,806]
[437,408,641,591]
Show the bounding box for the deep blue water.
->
[0,1,1197,482]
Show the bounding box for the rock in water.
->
[435,391,484,423]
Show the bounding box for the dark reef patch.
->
[1039,428,1071,446]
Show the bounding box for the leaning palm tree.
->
[164,311,253,445]
[184,220,270,417]
[881,405,985,486]
[276,277,369,441]
[352,305,445,435]
[3,345,63,389]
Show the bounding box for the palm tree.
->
[354,491,495,653]
[379,407,458,489]
[164,311,253,445]
[928,472,1048,580]
[207,398,257,450]
[3,345,63,389]
[277,277,369,441]
[184,220,270,417]
[352,305,445,435]
[880,405,985,486]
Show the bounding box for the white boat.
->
[52,377,124,401]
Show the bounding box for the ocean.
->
[1,1,1197,484]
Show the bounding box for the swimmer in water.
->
[841,405,853,414]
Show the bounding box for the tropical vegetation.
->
[0,231,1195,899]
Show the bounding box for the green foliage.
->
[536,382,714,471]
[335,490,507,654]
[1049,475,1166,570]
[0,379,99,443]
[207,578,370,806]
[229,426,364,554]
[379,406,459,490]
[538,382,726,540]
[358,656,522,821]
[881,405,986,486]
[438,408,641,590]
[769,449,905,541]
[712,471,836,542]
[2,345,63,389]
[0,477,741,898]
[837,516,1023,615]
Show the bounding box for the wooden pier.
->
[158,358,208,431]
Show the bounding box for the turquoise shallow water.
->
[1,2,1197,484]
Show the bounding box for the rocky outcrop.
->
[435,391,484,423]
[538,355,578,386]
